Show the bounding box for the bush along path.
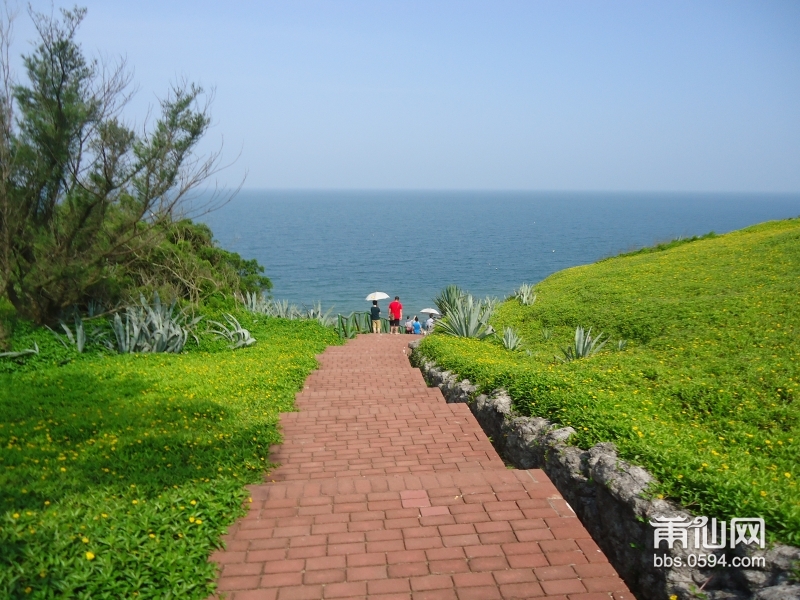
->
[210,334,632,599]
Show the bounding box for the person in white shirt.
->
[425,316,434,333]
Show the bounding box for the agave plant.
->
[239,291,271,314]
[86,299,106,317]
[266,299,295,319]
[48,314,87,353]
[208,314,257,349]
[111,293,202,354]
[436,295,495,339]
[540,327,552,341]
[500,327,523,351]
[480,296,499,323]
[556,326,607,363]
[617,339,628,351]
[434,285,466,317]
[0,343,39,358]
[514,283,537,306]
[304,302,336,327]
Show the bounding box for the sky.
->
[5,1,800,192]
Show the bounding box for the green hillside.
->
[418,218,800,545]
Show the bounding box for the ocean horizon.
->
[198,190,800,316]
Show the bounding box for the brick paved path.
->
[211,335,633,600]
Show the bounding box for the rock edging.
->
[408,341,800,600]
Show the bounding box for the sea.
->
[198,191,800,317]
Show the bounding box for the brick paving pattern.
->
[211,334,633,599]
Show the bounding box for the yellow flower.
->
[190,500,196,505]
[149,533,155,538]
[760,490,767,497]
[195,519,203,524]
[189,517,195,523]
[81,537,89,544]
[85,551,95,560]
[12,513,19,519]
[132,500,138,505]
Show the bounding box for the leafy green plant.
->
[541,327,552,341]
[480,296,499,323]
[0,342,39,358]
[434,285,466,317]
[111,293,201,354]
[304,302,336,327]
[47,315,88,353]
[239,291,269,314]
[208,314,257,349]
[514,283,537,306]
[500,327,523,351]
[436,295,495,339]
[556,326,607,362]
[617,339,628,351]
[240,295,337,325]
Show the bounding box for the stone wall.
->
[408,342,800,600]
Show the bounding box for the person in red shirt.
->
[388,296,403,334]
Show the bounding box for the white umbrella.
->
[365,291,390,301]
[420,308,440,315]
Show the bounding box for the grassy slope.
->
[418,218,800,545]
[0,312,340,599]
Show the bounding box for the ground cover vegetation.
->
[0,308,340,598]
[419,218,800,546]
[0,7,342,598]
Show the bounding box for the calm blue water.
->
[198,191,800,316]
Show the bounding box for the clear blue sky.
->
[8,1,800,192]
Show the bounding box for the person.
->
[412,315,423,335]
[388,296,403,335]
[405,315,413,334]
[370,300,381,334]
[425,314,435,333]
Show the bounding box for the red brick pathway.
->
[211,334,633,600]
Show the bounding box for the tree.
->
[0,6,230,323]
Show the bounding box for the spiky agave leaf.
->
[556,326,607,363]
[513,283,537,306]
[436,296,495,339]
[501,327,523,351]
[434,285,466,318]
[0,342,39,358]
